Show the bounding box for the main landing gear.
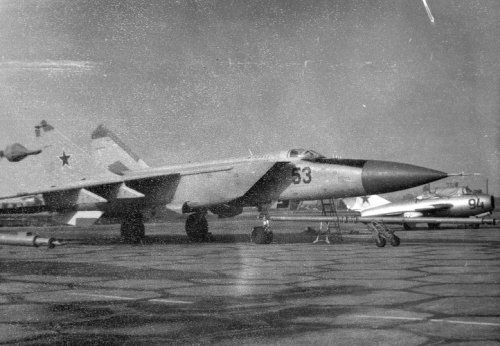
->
[120,213,145,243]
[367,221,400,248]
[184,208,271,244]
[185,210,215,242]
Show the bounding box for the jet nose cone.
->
[362,161,448,195]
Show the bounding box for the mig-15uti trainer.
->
[343,185,495,230]
[272,186,497,247]
[0,120,460,245]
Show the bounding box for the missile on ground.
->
[0,232,63,248]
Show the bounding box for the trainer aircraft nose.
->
[361,160,448,195]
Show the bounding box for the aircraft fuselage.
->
[361,193,495,218]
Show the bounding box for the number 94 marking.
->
[468,198,484,209]
[292,167,312,184]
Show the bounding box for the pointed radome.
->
[361,161,448,195]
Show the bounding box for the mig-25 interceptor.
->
[343,185,495,230]
[0,120,455,244]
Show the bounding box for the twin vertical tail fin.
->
[30,120,117,188]
[0,120,118,227]
[0,121,146,226]
[0,120,116,197]
[91,125,150,175]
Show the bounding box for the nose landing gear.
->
[251,212,273,244]
[367,221,400,248]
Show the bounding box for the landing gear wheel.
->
[251,226,273,244]
[185,212,213,242]
[375,237,386,248]
[390,235,401,247]
[120,215,145,243]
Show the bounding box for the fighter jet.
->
[0,120,453,244]
[271,186,497,247]
[343,185,495,230]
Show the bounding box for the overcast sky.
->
[0,0,499,196]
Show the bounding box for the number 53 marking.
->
[292,167,312,184]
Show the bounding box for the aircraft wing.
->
[0,160,287,210]
[121,160,287,208]
[414,203,454,212]
[0,120,290,209]
[269,215,499,226]
[0,174,125,199]
[360,202,455,217]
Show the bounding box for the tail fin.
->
[0,120,117,198]
[342,195,391,212]
[91,125,150,175]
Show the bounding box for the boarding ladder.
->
[313,199,343,243]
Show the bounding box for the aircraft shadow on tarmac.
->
[67,233,328,246]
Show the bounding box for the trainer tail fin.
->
[342,195,391,212]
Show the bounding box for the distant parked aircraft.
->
[343,185,494,230]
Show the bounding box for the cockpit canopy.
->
[287,149,326,161]
[417,186,475,200]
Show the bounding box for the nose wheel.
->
[251,210,273,244]
[390,235,401,246]
[367,221,401,248]
[251,226,273,244]
[375,237,386,247]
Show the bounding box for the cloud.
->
[0,60,99,74]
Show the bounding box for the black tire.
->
[428,223,440,230]
[120,222,129,239]
[121,219,145,243]
[137,222,145,238]
[251,227,273,244]
[375,237,386,248]
[185,213,209,241]
[265,230,273,244]
[390,235,401,247]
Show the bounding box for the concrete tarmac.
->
[0,218,499,345]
